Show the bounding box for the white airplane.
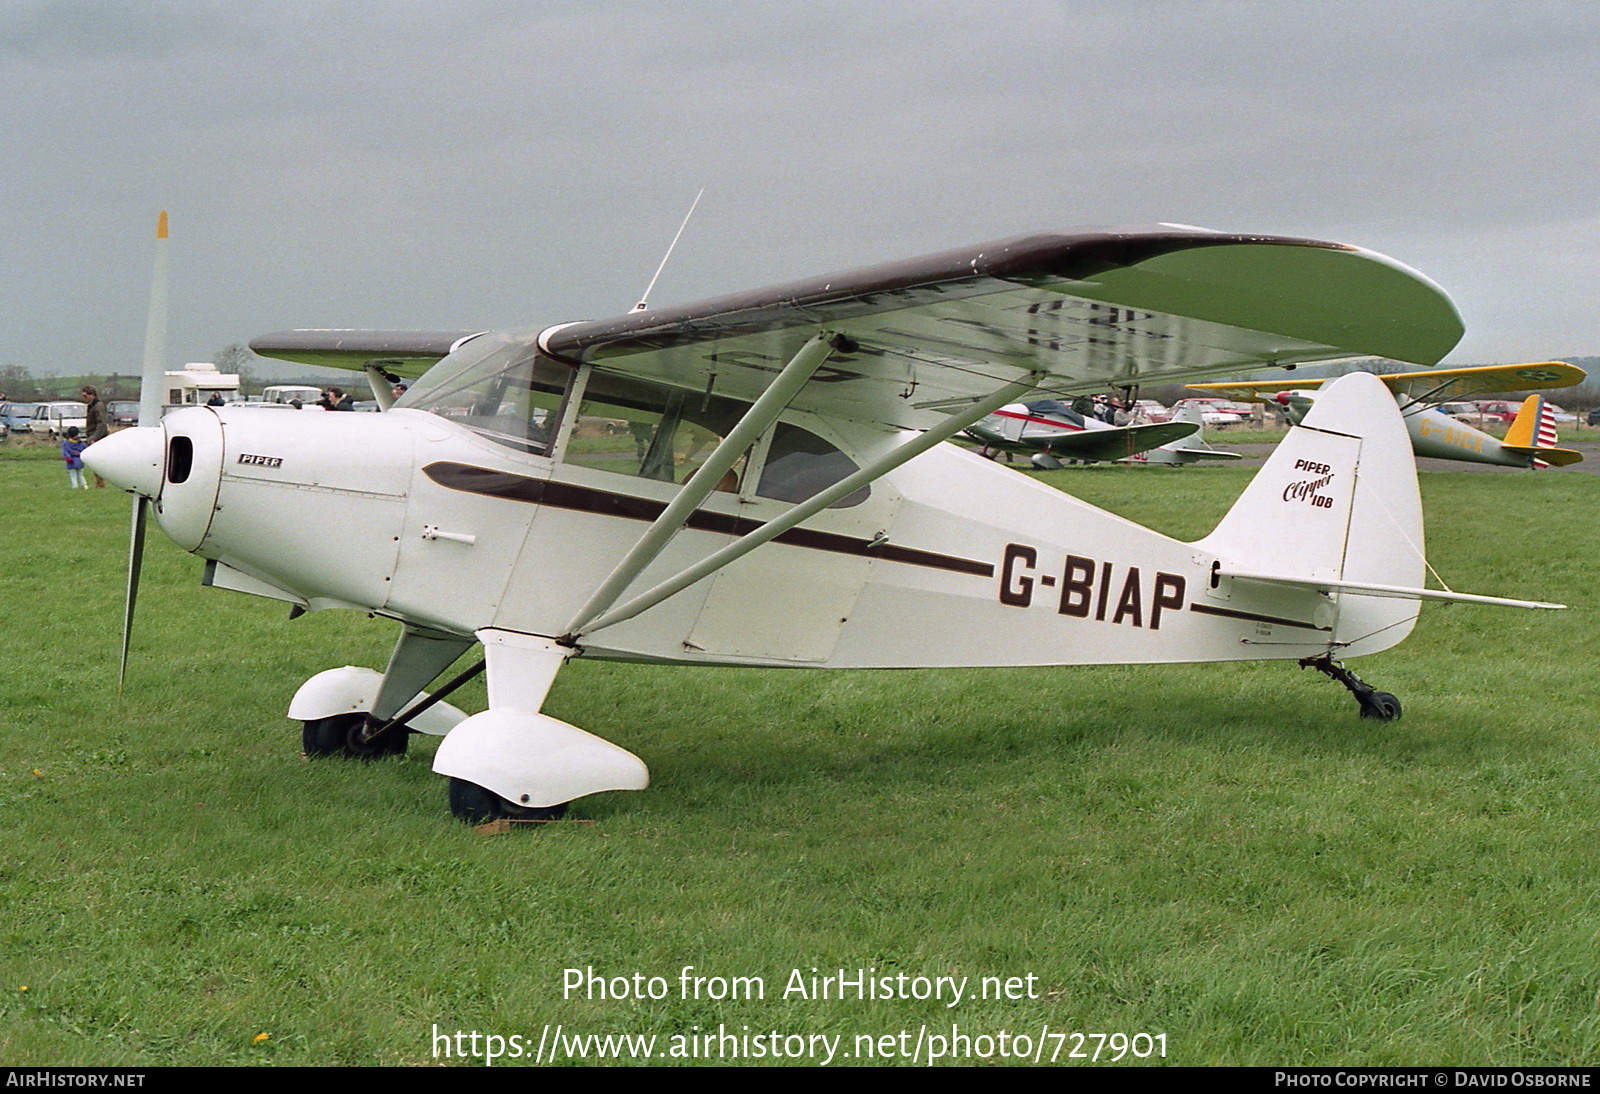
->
[967,399,1241,469]
[1113,402,1243,466]
[1189,362,1586,470]
[87,219,1563,823]
[963,397,1199,469]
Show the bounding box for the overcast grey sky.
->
[4,0,1598,376]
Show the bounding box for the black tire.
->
[301,713,408,759]
[1359,691,1402,722]
[447,777,568,824]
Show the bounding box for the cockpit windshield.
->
[395,332,567,455]
[1022,399,1085,428]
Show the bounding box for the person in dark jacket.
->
[81,386,109,487]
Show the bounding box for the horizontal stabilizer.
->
[1165,447,1242,462]
[1224,569,1565,610]
[1500,444,1583,468]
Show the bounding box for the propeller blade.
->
[140,211,169,426]
[119,212,166,692]
[118,495,149,693]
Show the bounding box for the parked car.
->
[1131,399,1171,423]
[108,400,141,427]
[29,401,89,438]
[261,385,323,405]
[1586,407,1600,427]
[0,402,39,433]
[1473,400,1523,424]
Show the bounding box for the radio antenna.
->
[633,187,705,313]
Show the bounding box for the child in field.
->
[61,427,88,489]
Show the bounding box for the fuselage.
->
[1276,390,1540,468]
[967,399,1106,450]
[87,361,1349,673]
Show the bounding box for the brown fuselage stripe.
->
[423,462,995,577]
[1188,602,1328,631]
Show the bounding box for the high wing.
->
[1189,361,1584,407]
[252,225,1464,431]
[249,329,485,380]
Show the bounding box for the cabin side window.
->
[566,372,740,486]
[568,372,867,507]
[401,346,867,507]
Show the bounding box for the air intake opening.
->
[167,436,193,484]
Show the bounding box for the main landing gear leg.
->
[1299,654,1402,721]
[431,630,649,824]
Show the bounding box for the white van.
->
[260,385,323,406]
[30,401,89,438]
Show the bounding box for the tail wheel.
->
[1358,692,1402,722]
[302,714,408,759]
[447,777,568,824]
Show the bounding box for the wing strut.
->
[365,364,400,409]
[566,368,1047,641]
[564,331,845,635]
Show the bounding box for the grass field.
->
[1,455,1596,1066]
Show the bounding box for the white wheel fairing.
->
[432,710,649,809]
[287,666,467,736]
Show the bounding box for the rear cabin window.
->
[756,423,870,508]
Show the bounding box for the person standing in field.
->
[81,385,109,487]
[61,427,88,489]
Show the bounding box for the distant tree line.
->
[0,366,142,401]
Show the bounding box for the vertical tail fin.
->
[1503,394,1556,469]
[1164,403,1207,452]
[1195,372,1424,656]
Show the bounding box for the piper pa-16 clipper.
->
[87,219,1562,822]
[1188,362,1586,470]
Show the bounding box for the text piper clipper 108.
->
[86,221,1563,823]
